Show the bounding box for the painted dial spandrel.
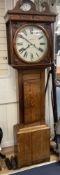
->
[15,26,48,62]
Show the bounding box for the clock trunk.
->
[18,70,45,124]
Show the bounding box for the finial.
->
[41,1,50,12]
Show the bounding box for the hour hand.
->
[19,34,43,52]
[19,47,25,53]
[19,44,30,53]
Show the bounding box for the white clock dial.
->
[14,25,48,63]
[20,3,31,11]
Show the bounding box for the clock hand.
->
[32,44,43,52]
[20,35,43,52]
[19,44,30,53]
[20,34,33,46]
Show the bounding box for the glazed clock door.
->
[13,24,48,63]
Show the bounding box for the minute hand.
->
[20,34,34,46]
[20,35,43,52]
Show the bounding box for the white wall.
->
[0,0,59,148]
[0,0,19,148]
[0,0,35,149]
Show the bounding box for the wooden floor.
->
[0,153,58,174]
[0,142,58,174]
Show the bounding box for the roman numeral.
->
[19,48,24,53]
[24,51,28,57]
[17,42,23,45]
[36,53,39,57]
[30,27,33,34]
[39,47,43,52]
[40,42,46,45]
[30,53,33,60]
[23,30,27,36]
[17,34,23,39]
[39,36,43,40]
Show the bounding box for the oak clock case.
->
[13,24,49,63]
[5,0,57,168]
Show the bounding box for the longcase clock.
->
[5,0,57,168]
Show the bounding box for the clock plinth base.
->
[14,123,50,168]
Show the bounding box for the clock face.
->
[20,2,31,11]
[14,25,48,63]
